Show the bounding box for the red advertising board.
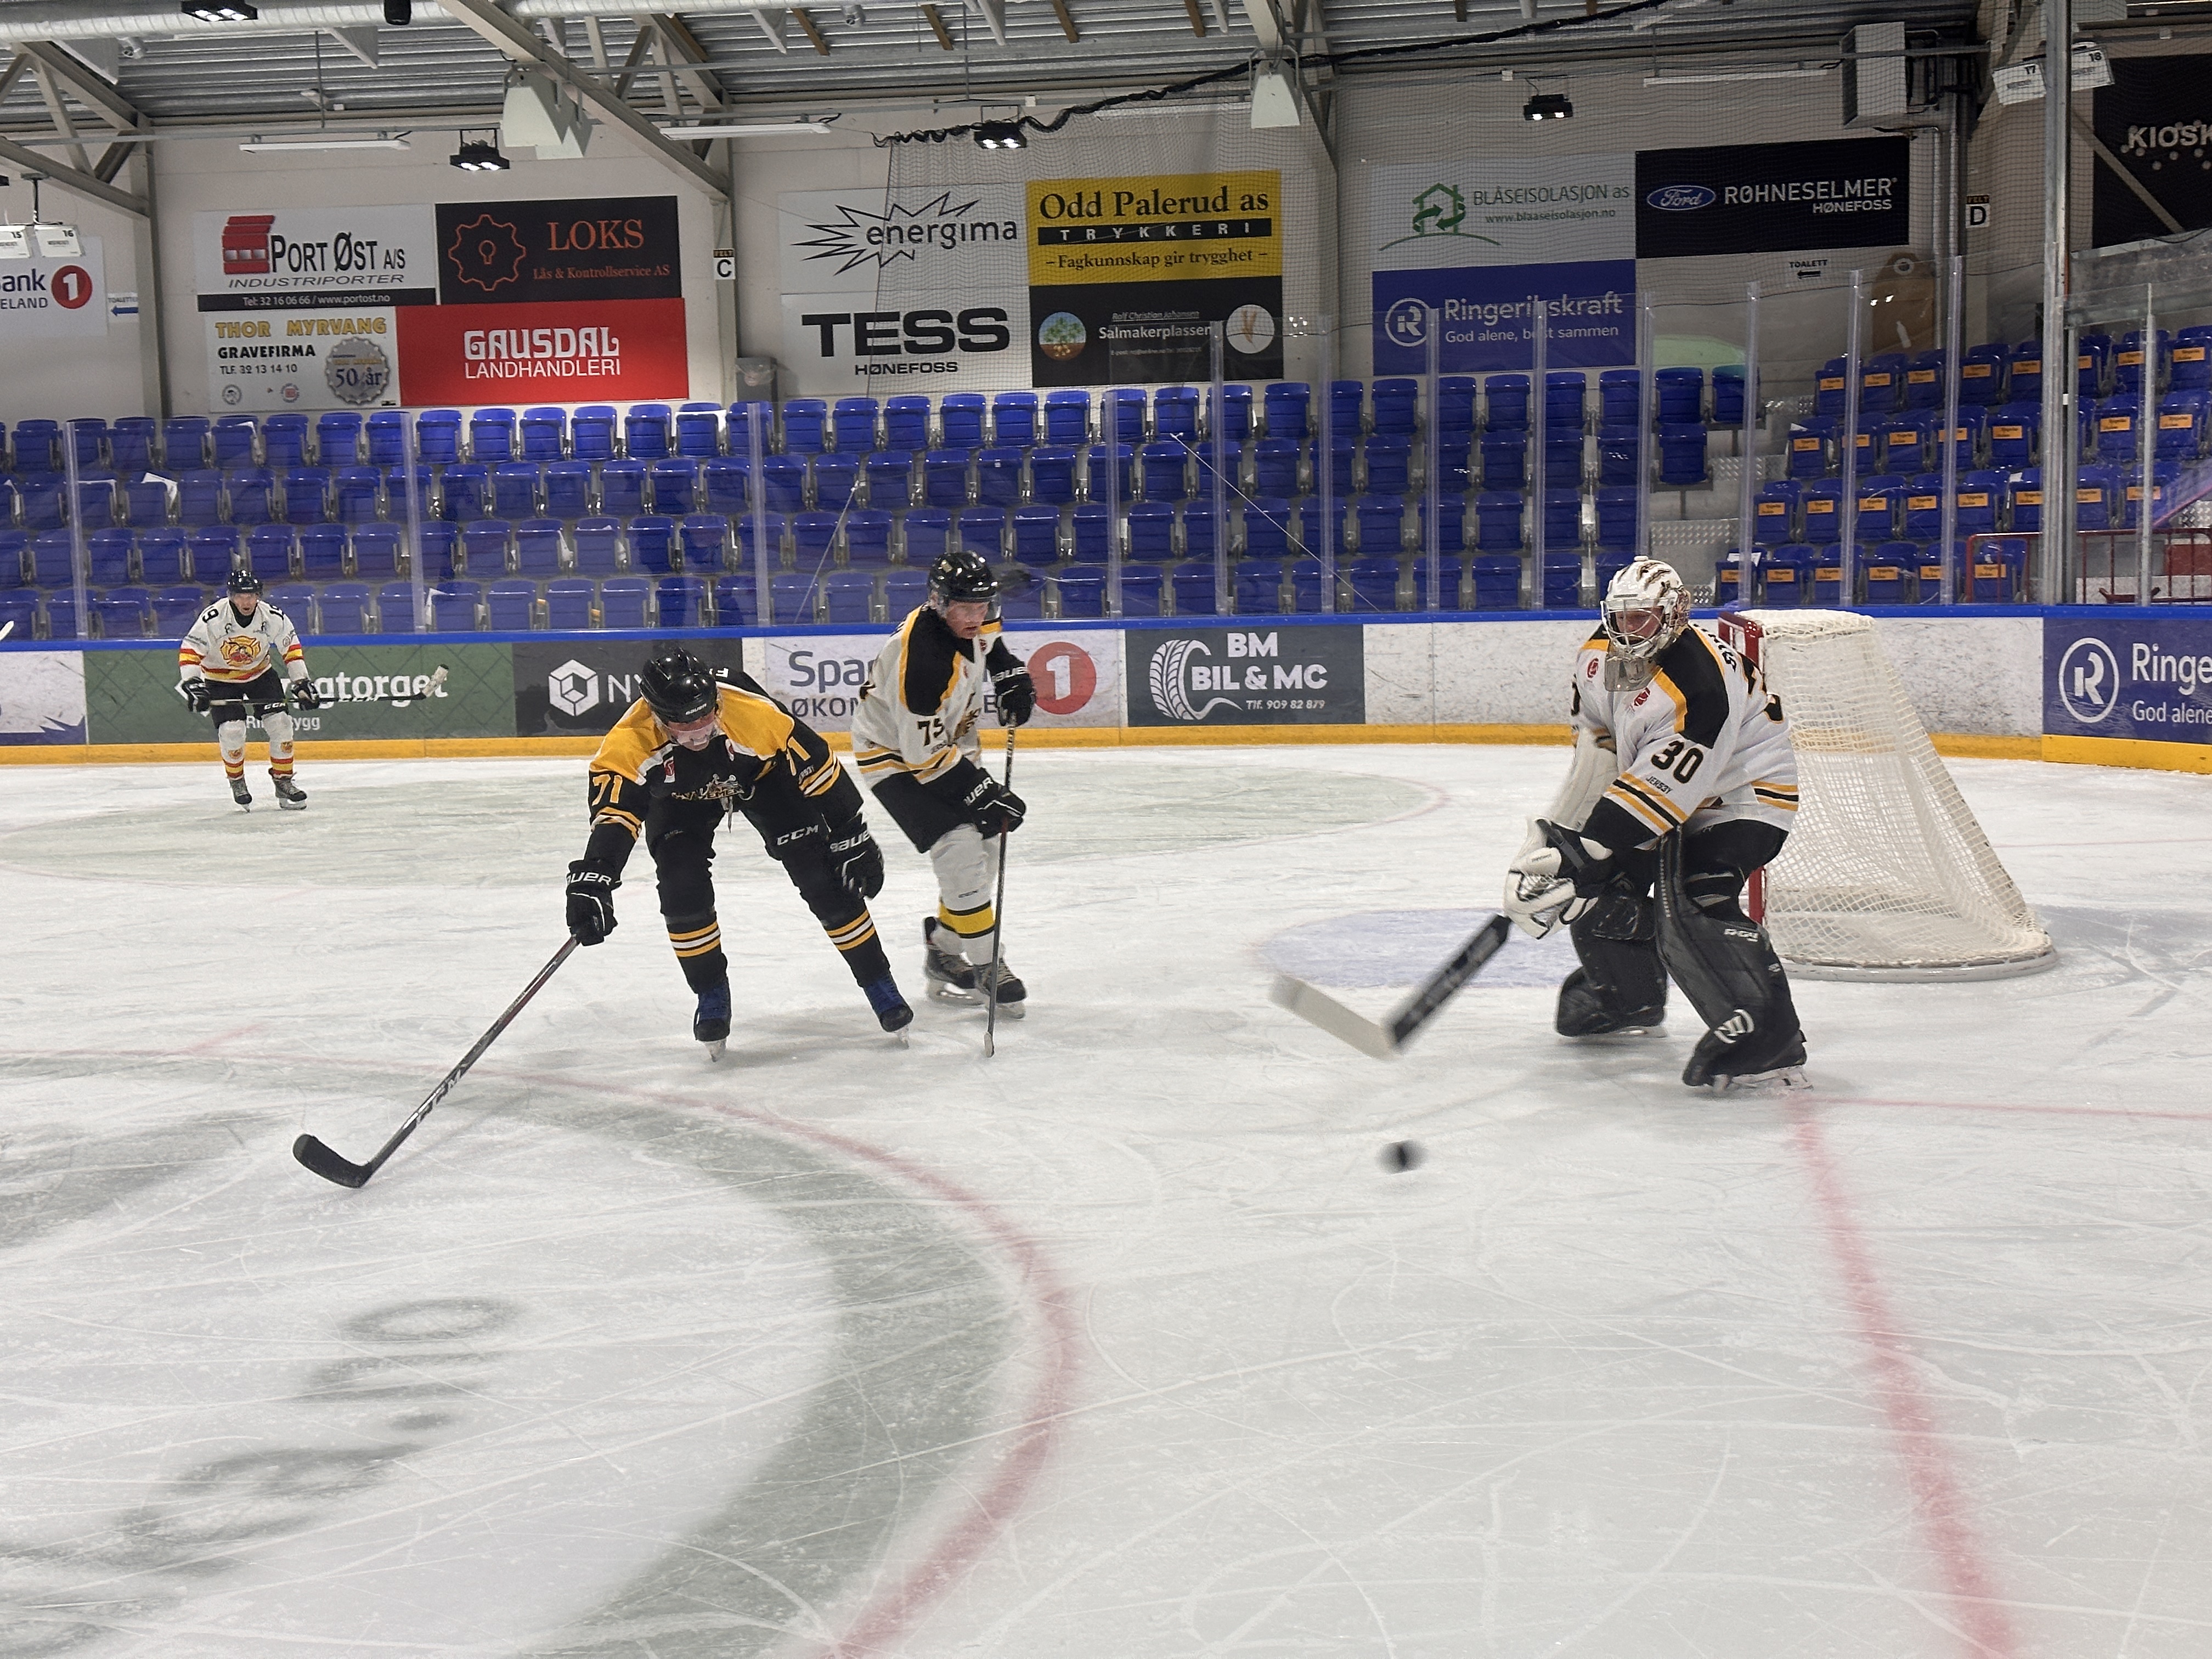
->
[395,297,687,403]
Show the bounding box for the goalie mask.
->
[1599,558,1690,689]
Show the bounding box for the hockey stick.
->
[292,938,578,1188]
[1269,913,1513,1060]
[983,723,1018,1059]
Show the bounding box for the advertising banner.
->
[0,240,108,342]
[396,297,688,404]
[193,206,437,310]
[1126,624,1363,727]
[84,642,516,744]
[0,651,88,744]
[2091,57,2212,247]
[749,628,1124,734]
[1369,155,1634,374]
[205,307,399,412]
[2044,613,2212,747]
[1026,171,1283,386]
[777,185,1027,395]
[1633,138,1912,257]
[511,636,749,737]
[435,195,681,305]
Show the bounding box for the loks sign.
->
[1126,625,1363,726]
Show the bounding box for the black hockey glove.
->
[991,661,1036,727]
[828,817,885,899]
[177,678,212,713]
[286,679,324,710]
[565,860,620,946]
[962,773,1026,837]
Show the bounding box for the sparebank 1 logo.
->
[1378,183,1503,253]
[2058,635,2121,724]
[792,191,1020,275]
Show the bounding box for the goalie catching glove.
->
[565,861,620,946]
[1502,818,1619,939]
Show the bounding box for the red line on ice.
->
[1791,1103,2019,1659]
[1827,1094,2212,1125]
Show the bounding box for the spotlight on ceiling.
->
[384,0,411,22]
[1523,91,1574,122]
[180,1,258,20]
[449,137,511,172]
[973,120,1028,150]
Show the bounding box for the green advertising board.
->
[85,643,518,744]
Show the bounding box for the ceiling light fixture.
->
[657,120,837,138]
[974,120,1028,149]
[1523,91,1574,121]
[1644,68,1827,86]
[383,0,411,21]
[239,136,411,153]
[450,136,510,172]
[180,1,258,20]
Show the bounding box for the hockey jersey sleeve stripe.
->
[825,914,878,951]
[592,805,644,836]
[1752,782,1800,809]
[798,755,842,797]
[1604,775,1686,834]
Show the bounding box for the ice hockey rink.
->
[3,741,2208,1659]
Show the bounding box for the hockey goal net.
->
[1717,609,2056,981]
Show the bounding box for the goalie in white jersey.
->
[1501,558,1808,1091]
[175,569,322,811]
[849,548,1035,1015]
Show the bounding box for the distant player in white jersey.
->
[849,548,1035,1015]
[1500,558,1808,1091]
[176,569,322,811]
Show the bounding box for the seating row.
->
[1718,540,2030,606]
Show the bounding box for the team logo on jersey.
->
[219,636,261,668]
[2057,636,2121,724]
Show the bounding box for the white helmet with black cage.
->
[1598,557,1690,688]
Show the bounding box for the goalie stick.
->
[293,938,577,1188]
[1269,913,1514,1060]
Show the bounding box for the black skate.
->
[864,975,914,1040]
[229,776,252,811]
[923,918,982,1005]
[272,774,307,811]
[1554,968,1664,1038]
[980,958,1026,1020]
[694,983,732,1060]
[1684,1023,1808,1093]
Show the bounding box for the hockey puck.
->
[1380,1141,1425,1173]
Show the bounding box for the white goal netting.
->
[1726,610,2056,981]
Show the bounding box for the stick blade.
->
[1268,975,1399,1060]
[292,1133,372,1189]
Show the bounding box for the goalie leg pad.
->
[1655,832,1803,1086]
[1557,894,1667,1036]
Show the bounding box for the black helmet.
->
[640,649,719,725]
[927,547,998,606]
[227,568,264,596]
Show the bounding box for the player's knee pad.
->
[217,720,247,760]
[652,844,717,919]
[1655,834,1792,1044]
[259,709,294,752]
[1559,902,1667,1036]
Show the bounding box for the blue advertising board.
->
[1370,260,1637,375]
[2044,612,2212,745]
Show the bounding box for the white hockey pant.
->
[927,823,1003,965]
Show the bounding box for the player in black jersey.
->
[563,649,910,1055]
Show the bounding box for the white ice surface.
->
[2,744,2210,1658]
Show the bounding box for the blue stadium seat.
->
[1322,433,1358,496]
[792,511,839,573]
[1140,441,1192,503]
[2006,345,2045,404]
[1652,366,1702,424]
[975,447,1025,508]
[1370,377,1420,437]
[1594,426,1640,489]
[674,407,723,459]
[246,524,295,580]
[1025,445,1075,506]
[1712,365,1748,427]
[844,510,894,567]
[299,523,348,579]
[735,511,786,573]
[1342,555,1399,612]
[262,414,310,469]
[1471,554,1523,610]
[1154,386,1200,442]
[372,580,417,631]
[487,579,538,630]
[1800,482,1843,544]
[159,417,209,471]
[2074,464,2121,531]
[1595,486,1642,550]
[1545,371,1588,435]
[1759,544,1814,605]
[648,458,698,517]
[699,456,747,517]
[884,395,933,451]
[1853,482,1903,543]
[681,515,730,573]
[882,566,928,616]
[1194,440,1242,500]
[1068,503,1111,562]
[519,407,567,462]
[570,407,617,462]
[592,459,644,520]
[42,590,84,639]
[627,516,678,575]
[1233,557,1284,614]
[2076,334,2113,399]
[1043,389,1092,444]
[1862,543,1920,604]
[2158,391,2209,459]
[351,524,402,580]
[1537,550,1582,609]
[2171,328,2212,392]
[988,392,1036,448]
[823,568,876,625]
[1010,504,1061,567]
[957,506,1005,562]
[994,565,1043,621]
[429,579,482,631]
[1051,563,1105,620]
[328,466,379,527]
[462,409,512,465]
[1970,537,2029,601]
[922,449,972,508]
[110,419,156,472]
[1325,380,1364,437]
[710,576,758,629]
[1119,501,1171,561]
[1539,489,1580,552]
[2093,398,2143,465]
[1474,492,1525,554]
[1657,423,1707,487]
[759,455,808,515]
[904,507,951,565]
[1258,382,1308,442]
[123,473,173,529]
[1960,343,2008,406]
[803,454,854,514]
[1878,417,1931,475]
[1355,496,1405,556]
[150,583,207,634]
[544,460,594,520]
[543,578,594,630]
[831,397,881,454]
[1480,429,1526,491]
[599,576,650,628]
[420,519,460,578]
[487,462,538,520]
[1987,404,2039,468]
[940,393,988,449]
[770,571,818,624]
[461,520,512,575]
[1252,438,1302,498]
[571,517,622,577]
[863,451,915,509]
[1086,443,1135,504]
[514,520,566,577]
[656,574,710,628]
[94,585,153,639]
[1363,436,1412,495]
[1104,388,1147,444]
[215,467,269,526]
[625,404,674,461]
[86,528,133,586]
[314,411,362,467]
[27,529,72,586]
[138,529,189,585]
[1904,351,1947,411]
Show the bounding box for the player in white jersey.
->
[849,548,1035,1015]
[1500,558,1808,1090]
[176,569,322,811]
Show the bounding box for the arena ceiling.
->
[1,0,1993,209]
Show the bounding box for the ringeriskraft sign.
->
[1369,155,1634,374]
[2045,613,2212,747]
[1633,138,1911,257]
[1127,626,1363,727]
[778,185,1026,396]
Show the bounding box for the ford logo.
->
[1646,184,1717,211]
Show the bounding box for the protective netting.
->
[1737,607,2056,980]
